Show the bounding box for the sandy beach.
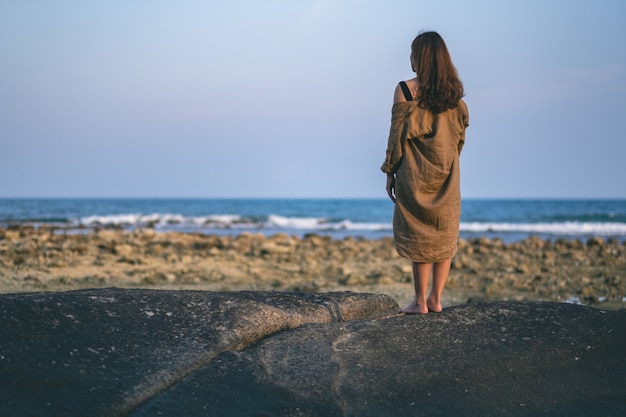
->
[1,226,624,310]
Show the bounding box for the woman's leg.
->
[400,262,431,314]
[427,259,452,312]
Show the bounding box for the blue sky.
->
[1,0,625,198]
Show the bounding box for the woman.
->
[381,31,469,314]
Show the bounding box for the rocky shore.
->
[1,226,624,309]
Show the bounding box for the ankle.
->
[427,294,440,303]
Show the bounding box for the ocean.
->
[1,198,625,242]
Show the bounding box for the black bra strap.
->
[399,81,413,101]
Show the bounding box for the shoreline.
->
[1,226,624,310]
[3,221,626,244]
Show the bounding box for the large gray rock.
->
[0,288,397,417]
[131,302,626,417]
[1,289,625,417]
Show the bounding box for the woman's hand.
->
[386,173,396,203]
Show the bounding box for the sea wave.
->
[78,213,244,228]
[3,212,625,238]
[75,213,393,232]
[460,221,626,236]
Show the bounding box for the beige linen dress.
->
[381,99,469,262]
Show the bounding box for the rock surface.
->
[0,288,397,417]
[1,289,625,417]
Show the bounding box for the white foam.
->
[264,215,392,231]
[203,215,243,225]
[331,220,391,231]
[265,214,327,229]
[80,214,143,226]
[460,222,626,236]
[76,214,626,236]
[80,213,187,227]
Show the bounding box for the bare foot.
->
[426,297,442,313]
[399,299,428,314]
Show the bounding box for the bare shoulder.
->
[404,77,419,89]
[405,77,419,98]
[393,77,419,104]
[393,84,406,104]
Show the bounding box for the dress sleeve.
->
[457,100,469,155]
[380,102,416,174]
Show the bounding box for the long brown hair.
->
[411,31,464,114]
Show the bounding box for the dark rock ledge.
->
[0,288,624,417]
